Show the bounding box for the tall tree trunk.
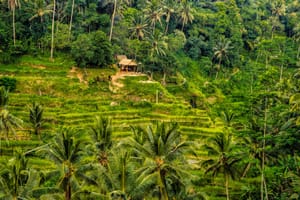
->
[69,0,75,40]
[65,181,71,200]
[153,22,156,35]
[109,0,117,42]
[261,96,268,200]
[165,18,170,35]
[162,71,166,86]
[225,173,230,200]
[280,63,283,82]
[242,162,251,178]
[297,45,300,59]
[13,8,16,46]
[181,23,184,31]
[121,163,125,192]
[50,0,56,60]
[158,170,168,200]
[215,58,222,79]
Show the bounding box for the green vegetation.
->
[0,0,300,199]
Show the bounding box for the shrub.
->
[0,77,17,91]
[71,31,113,68]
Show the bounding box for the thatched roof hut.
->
[118,58,138,72]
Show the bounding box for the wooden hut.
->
[118,58,138,72]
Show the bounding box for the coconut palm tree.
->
[50,0,55,60]
[0,87,22,139]
[68,0,75,39]
[45,127,89,200]
[106,150,137,199]
[178,0,194,31]
[28,0,53,22]
[129,15,149,40]
[0,87,9,109]
[7,0,20,46]
[144,0,163,34]
[29,102,44,138]
[0,109,22,139]
[108,0,129,41]
[162,0,177,34]
[0,150,40,200]
[124,122,191,200]
[90,116,113,167]
[293,23,300,59]
[213,38,233,79]
[203,132,242,200]
[109,0,117,41]
[270,0,285,39]
[146,31,168,58]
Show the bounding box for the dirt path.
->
[109,71,148,92]
[67,67,87,84]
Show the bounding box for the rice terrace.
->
[0,0,299,199]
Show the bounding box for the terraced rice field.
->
[0,55,224,158]
[0,56,234,199]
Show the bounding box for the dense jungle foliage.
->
[0,0,300,199]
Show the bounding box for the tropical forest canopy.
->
[0,0,300,199]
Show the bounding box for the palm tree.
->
[129,15,149,40]
[125,122,191,200]
[29,102,44,138]
[108,0,129,41]
[178,0,194,31]
[270,0,285,39]
[50,0,55,60]
[0,87,9,109]
[105,150,137,199]
[144,0,163,34]
[109,0,117,41]
[0,150,40,200]
[0,87,22,139]
[0,109,22,139]
[28,0,53,22]
[68,0,75,39]
[162,0,177,34]
[293,23,300,59]
[45,127,89,200]
[203,132,242,200]
[90,116,113,167]
[213,38,233,79]
[146,31,168,58]
[7,0,20,46]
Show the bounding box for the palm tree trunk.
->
[225,173,230,200]
[261,97,268,200]
[50,0,56,60]
[65,182,71,200]
[242,162,251,178]
[109,0,117,42]
[121,163,125,192]
[165,18,170,34]
[69,0,75,40]
[13,8,16,46]
[215,59,222,79]
[280,63,283,82]
[162,71,166,86]
[158,170,168,200]
[264,175,269,200]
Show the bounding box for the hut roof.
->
[119,59,137,66]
